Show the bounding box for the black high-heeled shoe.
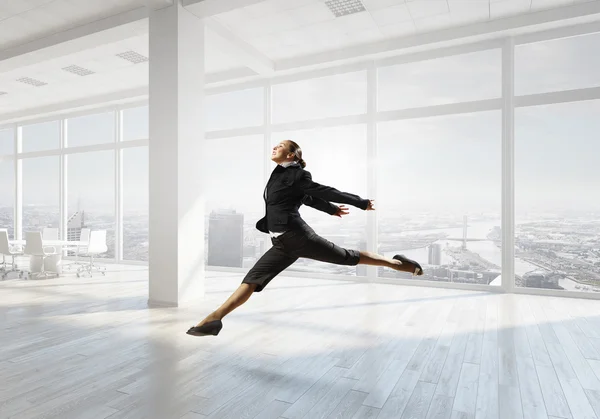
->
[186,320,223,336]
[393,254,423,276]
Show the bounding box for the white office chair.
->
[77,230,107,278]
[23,232,59,279]
[42,227,59,240]
[76,228,90,259]
[0,230,23,279]
[64,228,91,271]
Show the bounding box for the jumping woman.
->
[187,140,423,337]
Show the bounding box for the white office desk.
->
[9,240,88,276]
[9,240,86,247]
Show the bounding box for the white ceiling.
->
[0,0,148,50]
[213,0,595,59]
[0,0,599,120]
[0,22,248,114]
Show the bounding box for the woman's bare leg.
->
[358,251,418,273]
[195,283,258,327]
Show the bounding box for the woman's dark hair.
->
[286,140,306,168]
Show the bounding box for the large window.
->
[202,136,264,269]
[378,49,501,111]
[377,112,502,285]
[22,156,60,236]
[22,121,60,153]
[67,151,115,259]
[5,29,600,298]
[0,160,14,238]
[123,147,149,261]
[0,128,13,155]
[516,32,600,96]
[272,71,367,124]
[272,125,369,276]
[67,112,114,147]
[205,88,264,131]
[123,106,148,141]
[516,100,600,293]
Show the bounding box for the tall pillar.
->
[148,1,205,306]
[366,62,378,280]
[501,37,515,293]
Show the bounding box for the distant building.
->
[208,209,244,268]
[428,243,442,266]
[67,210,85,241]
[523,271,561,289]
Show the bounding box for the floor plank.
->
[400,381,436,419]
[452,363,479,417]
[426,394,453,419]
[536,364,572,419]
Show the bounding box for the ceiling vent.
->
[325,0,366,17]
[63,65,95,76]
[116,51,148,64]
[16,77,47,87]
[0,92,7,96]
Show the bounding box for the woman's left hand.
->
[334,205,350,217]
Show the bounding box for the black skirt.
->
[241,224,361,292]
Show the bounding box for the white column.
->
[366,62,378,279]
[148,1,205,307]
[115,110,123,262]
[502,38,515,293]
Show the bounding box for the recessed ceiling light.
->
[116,51,148,64]
[62,65,95,76]
[325,0,366,17]
[16,77,47,87]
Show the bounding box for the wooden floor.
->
[2,268,600,419]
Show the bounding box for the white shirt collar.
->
[280,161,298,168]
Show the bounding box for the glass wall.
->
[514,31,600,295]
[516,100,600,292]
[205,88,264,131]
[0,159,14,238]
[378,49,501,110]
[22,156,60,236]
[123,147,149,261]
[9,109,149,264]
[202,136,265,269]
[67,112,114,147]
[22,121,60,152]
[67,151,115,259]
[0,129,14,238]
[0,128,13,155]
[377,112,502,284]
[272,71,368,124]
[123,106,148,141]
[2,26,600,297]
[515,32,600,96]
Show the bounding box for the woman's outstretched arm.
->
[296,171,370,210]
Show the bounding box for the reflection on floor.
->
[2,267,600,419]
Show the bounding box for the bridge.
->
[446,238,490,242]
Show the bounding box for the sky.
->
[1,31,600,219]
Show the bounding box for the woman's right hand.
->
[366,200,375,211]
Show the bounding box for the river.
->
[383,221,548,279]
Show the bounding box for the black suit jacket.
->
[256,164,370,234]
